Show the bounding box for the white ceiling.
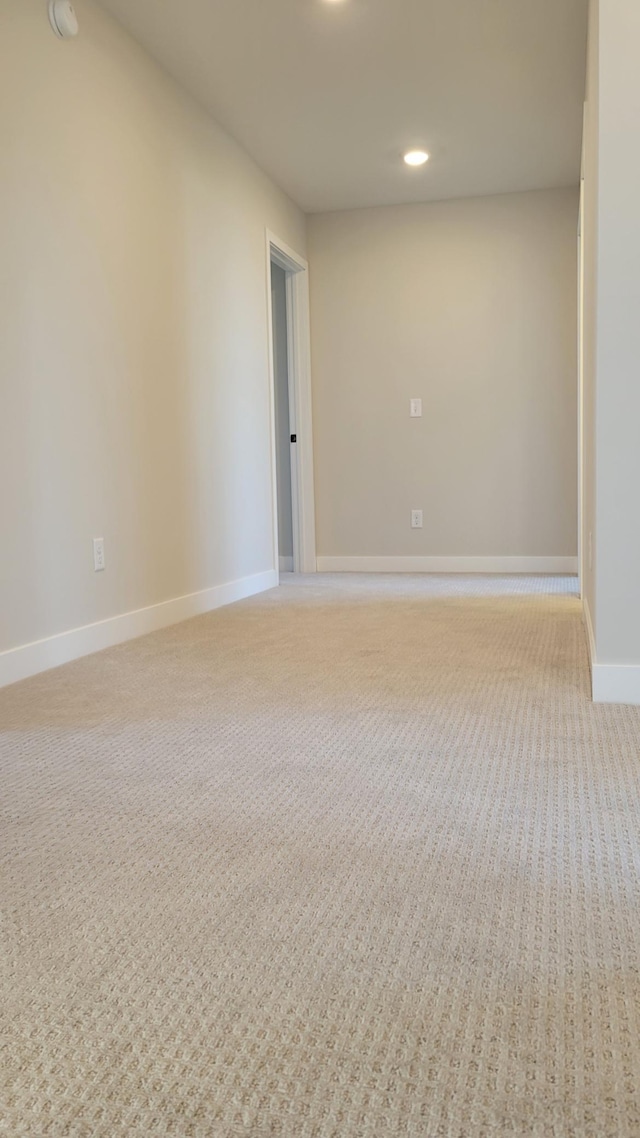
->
[97,0,589,214]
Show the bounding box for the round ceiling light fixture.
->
[48,0,79,39]
[404,150,430,167]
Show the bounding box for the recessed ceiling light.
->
[404,150,430,167]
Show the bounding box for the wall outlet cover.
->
[93,538,105,572]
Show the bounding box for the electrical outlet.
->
[410,398,423,418]
[411,510,423,529]
[93,537,105,572]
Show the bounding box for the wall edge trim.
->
[0,570,278,690]
[591,663,640,707]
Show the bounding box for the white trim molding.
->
[592,665,640,706]
[317,556,579,574]
[0,570,277,691]
[582,596,596,679]
[583,597,640,706]
[266,230,317,575]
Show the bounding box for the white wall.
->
[594,0,640,666]
[581,0,640,702]
[581,0,599,640]
[308,189,579,565]
[0,0,305,671]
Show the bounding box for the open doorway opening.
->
[266,232,316,576]
[271,262,295,572]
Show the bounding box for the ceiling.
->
[97,0,589,214]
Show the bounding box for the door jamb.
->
[578,104,587,600]
[266,230,317,575]
[578,178,585,599]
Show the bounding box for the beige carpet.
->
[3,573,640,1137]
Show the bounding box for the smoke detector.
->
[48,0,79,39]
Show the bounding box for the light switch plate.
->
[410,398,423,418]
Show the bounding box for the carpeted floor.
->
[3,574,640,1137]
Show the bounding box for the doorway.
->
[266,232,316,575]
[271,262,295,572]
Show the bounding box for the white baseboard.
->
[583,598,640,705]
[592,665,640,706]
[316,556,579,575]
[0,569,278,691]
[279,556,294,572]
[582,596,596,687]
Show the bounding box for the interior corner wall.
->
[308,189,579,564]
[0,0,305,671]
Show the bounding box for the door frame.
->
[578,102,587,599]
[578,176,585,598]
[266,230,317,575]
